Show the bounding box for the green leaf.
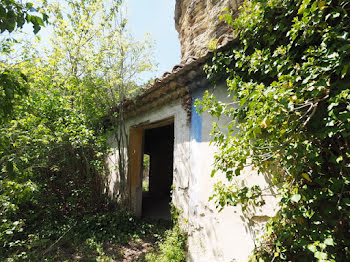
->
[291,194,301,203]
[315,251,328,260]
[324,237,334,246]
[336,156,343,163]
[308,244,317,253]
[341,65,349,78]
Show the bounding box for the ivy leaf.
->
[315,251,328,260]
[291,194,301,203]
[318,1,326,9]
[324,237,334,246]
[302,173,312,182]
[336,156,343,163]
[308,244,317,253]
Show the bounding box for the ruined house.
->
[107,0,279,261]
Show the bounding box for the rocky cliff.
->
[175,0,242,63]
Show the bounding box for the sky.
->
[127,0,181,81]
[12,0,181,84]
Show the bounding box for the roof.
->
[109,36,237,121]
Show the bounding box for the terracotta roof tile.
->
[109,37,238,120]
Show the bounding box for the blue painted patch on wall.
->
[190,85,211,142]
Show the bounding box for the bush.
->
[200,0,350,261]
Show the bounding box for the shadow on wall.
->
[235,166,281,245]
[186,205,225,261]
[105,137,130,207]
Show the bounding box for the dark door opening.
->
[142,123,174,220]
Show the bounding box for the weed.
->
[145,206,187,262]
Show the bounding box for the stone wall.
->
[175,0,242,62]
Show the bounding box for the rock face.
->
[175,0,242,63]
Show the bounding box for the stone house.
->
[107,0,279,261]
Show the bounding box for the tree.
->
[0,0,47,122]
[46,0,154,125]
[199,0,350,261]
[0,65,28,122]
[0,0,48,33]
[0,0,155,259]
[44,0,155,202]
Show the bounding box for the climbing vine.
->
[199,0,350,261]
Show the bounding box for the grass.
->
[3,210,172,262]
[145,206,187,262]
[145,223,187,262]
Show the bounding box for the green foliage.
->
[0,0,47,123]
[0,206,170,261]
[199,0,350,261]
[145,224,187,262]
[143,154,150,192]
[0,0,155,260]
[45,211,170,261]
[47,0,154,117]
[0,0,48,33]
[0,66,28,122]
[146,207,187,262]
[0,78,108,259]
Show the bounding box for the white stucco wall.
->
[106,98,192,215]
[185,84,279,262]
[107,83,279,262]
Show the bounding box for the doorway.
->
[142,123,174,220]
[128,118,174,220]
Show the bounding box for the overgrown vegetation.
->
[0,0,158,260]
[0,0,47,122]
[1,207,171,261]
[145,223,187,262]
[199,0,350,261]
[145,207,187,262]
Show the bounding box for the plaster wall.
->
[185,83,279,262]
[106,98,192,218]
[107,84,279,262]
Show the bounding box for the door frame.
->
[128,117,174,216]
